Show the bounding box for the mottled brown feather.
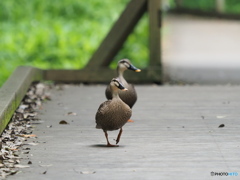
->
[95,98,132,131]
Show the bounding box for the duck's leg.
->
[127,119,134,122]
[104,130,119,147]
[116,128,123,144]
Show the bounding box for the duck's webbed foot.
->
[104,130,119,147]
[107,143,119,147]
[127,119,134,122]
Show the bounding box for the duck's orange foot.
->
[107,143,119,147]
[128,119,134,122]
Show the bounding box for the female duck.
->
[96,78,132,147]
[105,59,141,109]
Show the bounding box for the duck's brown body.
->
[105,59,140,109]
[96,98,131,131]
[95,78,132,147]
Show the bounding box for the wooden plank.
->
[44,68,161,83]
[148,0,162,67]
[0,66,43,135]
[44,68,115,83]
[86,0,147,68]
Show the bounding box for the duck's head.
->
[118,59,141,72]
[110,78,128,91]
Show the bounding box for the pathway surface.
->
[162,14,240,84]
[8,84,240,180]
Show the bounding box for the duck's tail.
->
[95,124,102,129]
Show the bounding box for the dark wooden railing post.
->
[148,0,162,67]
[44,0,162,83]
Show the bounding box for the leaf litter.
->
[59,120,69,124]
[0,82,51,179]
[218,124,225,128]
[66,112,77,116]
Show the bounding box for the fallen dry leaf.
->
[23,113,37,119]
[59,120,68,124]
[22,134,37,138]
[67,112,77,116]
[39,164,53,167]
[14,164,30,168]
[80,171,96,174]
[216,115,226,119]
[35,83,45,96]
[218,124,225,128]
[24,142,39,146]
[9,148,18,151]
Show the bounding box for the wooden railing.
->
[45,0,162,84]
[0,67,43,134]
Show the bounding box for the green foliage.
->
[225,0,240,14]
[110,14,149,69]
[1,0,240,86]
[171,0,240,13]
[0,0,149,86]
[179,0,215,11]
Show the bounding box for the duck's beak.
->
[118,83,128,91]
[128,64,141,72]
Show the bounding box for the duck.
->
[105,59,141,122]
[96,78,132,147]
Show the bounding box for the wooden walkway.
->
[8,84,240,179]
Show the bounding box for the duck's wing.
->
[96,100,111,115]
[95,100,111,129]
[95,100,112,125]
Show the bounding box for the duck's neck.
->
[117,67,127,85]
[112,90,120,99]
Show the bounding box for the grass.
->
[0,0,149,86]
